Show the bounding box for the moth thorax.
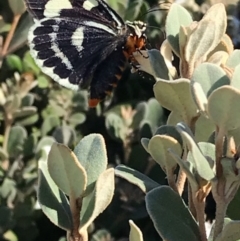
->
[126,20,147,39]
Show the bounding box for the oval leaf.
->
[208,86,240,131]
[146,186,201,241]
[38,161,72,231]
[48,143,87,199]
[73,134,108,195]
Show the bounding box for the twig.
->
[212,179,227,240]
[215,127,225,178]
[193,196,207,241]
[1,14,21,57]
[176,146,188,195]
[188,184,197,219]
[166,168,178,193]
[176,168,186,195]
[69,196,82,241]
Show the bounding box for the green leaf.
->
[5,94,21,114]
[192,63,230,98]
[68,113,86,127]
[35,136,55,162]
[106,0,128,18]
[169,149,198,190]
[23,134,37,157]
[176,123,215,181]
[185,4,227,63]
[141,138,149,152]
[38,161,72,231]
[0,147,9,160]
[7,126,27,158]
[134,50,169,79]
[226,50,240,68]
[6,54,23,72]
[208,86,240,131]
[145,98,165,131]
[73,134,108,196]
[41,115,60,136]
[0,17,11,33]
[115,165,159,193]
[154,78,198,124]
[43,101,66,118]
[195,113,215,142]
[105,113,126,142]
[90,229,112,241]
[23,51,40,75]
[0,179,17,206]
[53,126,76,146]
[80,168,114,229]
[21,94,34,106]
[20,115,37,132]
[8,0,26,15]
[155,125,183,146]
[166,3,193,55]
[131,102,148,129]
[3,230,18,241]
[48,143,87,198]
[124,0,144,21]
[15,113,39,126]
[38,75,49,88]
[146,186,201,241]
[148,135,181,171]
[231,64,240,90]
[13,106,37,118]
[129,220,144,241]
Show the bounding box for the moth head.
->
[126,20,147,39]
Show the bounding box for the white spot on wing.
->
[44,0,72,18]
[28,20,79,91]
[84,21,116,36]
[83,0,99,11]
[49,32,73,70]
[72,27,84,52]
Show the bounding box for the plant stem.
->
[176,168,186,195]
[1,14,21,57]
[213,198,227,240]
[193,197,207,241]
[215,127,225,178]
[188,184,197,219]
[176,146,188,195]
[211,179,227,240]
[166,168,178,193]
[69,196,82,241]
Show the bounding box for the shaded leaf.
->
[115,165,159,193]
[146,186,201,241]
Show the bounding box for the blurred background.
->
[0,0,239,240]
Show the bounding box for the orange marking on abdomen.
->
[115,74,122,80]
[89,99,101,108]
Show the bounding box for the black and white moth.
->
[25,0,147,107]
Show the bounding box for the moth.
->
[25,0,147,107]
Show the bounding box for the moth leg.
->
[136,48,149,59]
